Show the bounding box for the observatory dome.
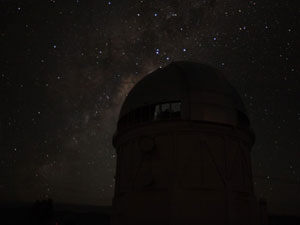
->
[118,61,250,130]
[112,61,259,225]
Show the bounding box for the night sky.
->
[1,0,299,215]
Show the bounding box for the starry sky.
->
[1,0,299,215]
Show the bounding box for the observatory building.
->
[112,62,263,225]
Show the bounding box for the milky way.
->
[1,0,299,213]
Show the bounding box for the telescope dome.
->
[118,61,249,130]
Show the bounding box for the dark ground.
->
[1,201,111,225]
[1,201,300,225]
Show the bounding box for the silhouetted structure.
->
[31,199,55,225]
[1,201,111,225]
[112,61,266,225]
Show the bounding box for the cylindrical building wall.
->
[112,121,258,225]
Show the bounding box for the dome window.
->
[118,102,182,130]
[154,102,181,120]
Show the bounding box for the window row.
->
[118,102,182,130]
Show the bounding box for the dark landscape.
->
[2,201,300,225]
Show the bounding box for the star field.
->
[1,0,299,214]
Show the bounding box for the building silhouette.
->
[111,61,266,225]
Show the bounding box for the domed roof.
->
[119,61,249,127]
